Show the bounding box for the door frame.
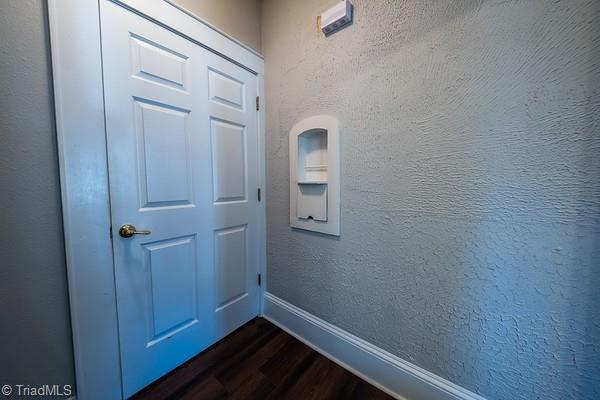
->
[48,1,266,398]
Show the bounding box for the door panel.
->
[143,235,198,344]
[208,68,245,109]
[215,225,248,310]
[130,33,189,90]
[135,100,193,207]
[211,119,247,202]
[100,1,259,397]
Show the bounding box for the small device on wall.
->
[320,0,353,36]
[289,116,340,236]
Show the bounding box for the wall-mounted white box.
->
[321,0,353,36]
[289,116,340,236]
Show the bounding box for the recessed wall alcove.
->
[289,116,340,236]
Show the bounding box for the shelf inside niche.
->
[304,164,328,172]
[297,180,328,185]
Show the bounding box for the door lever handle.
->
[119,224,151,238]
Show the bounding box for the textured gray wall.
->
[261,1,600,399]
[173,0,262,52]
[0,0,75,390]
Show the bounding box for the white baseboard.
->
[263,292,486,400]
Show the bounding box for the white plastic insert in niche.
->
[289,116,340,236]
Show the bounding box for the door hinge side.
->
[258,273,262,286]
[256,96,260,111]
[257,188,261,202]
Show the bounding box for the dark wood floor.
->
[132,317,394,400]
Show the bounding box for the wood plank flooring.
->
[132,317,394,400]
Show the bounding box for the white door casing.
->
[49,0,266,398]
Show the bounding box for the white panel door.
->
[100,2,260,397]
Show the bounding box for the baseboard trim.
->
[263,292,486,400]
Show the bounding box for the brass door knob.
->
[119,224,151,238]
